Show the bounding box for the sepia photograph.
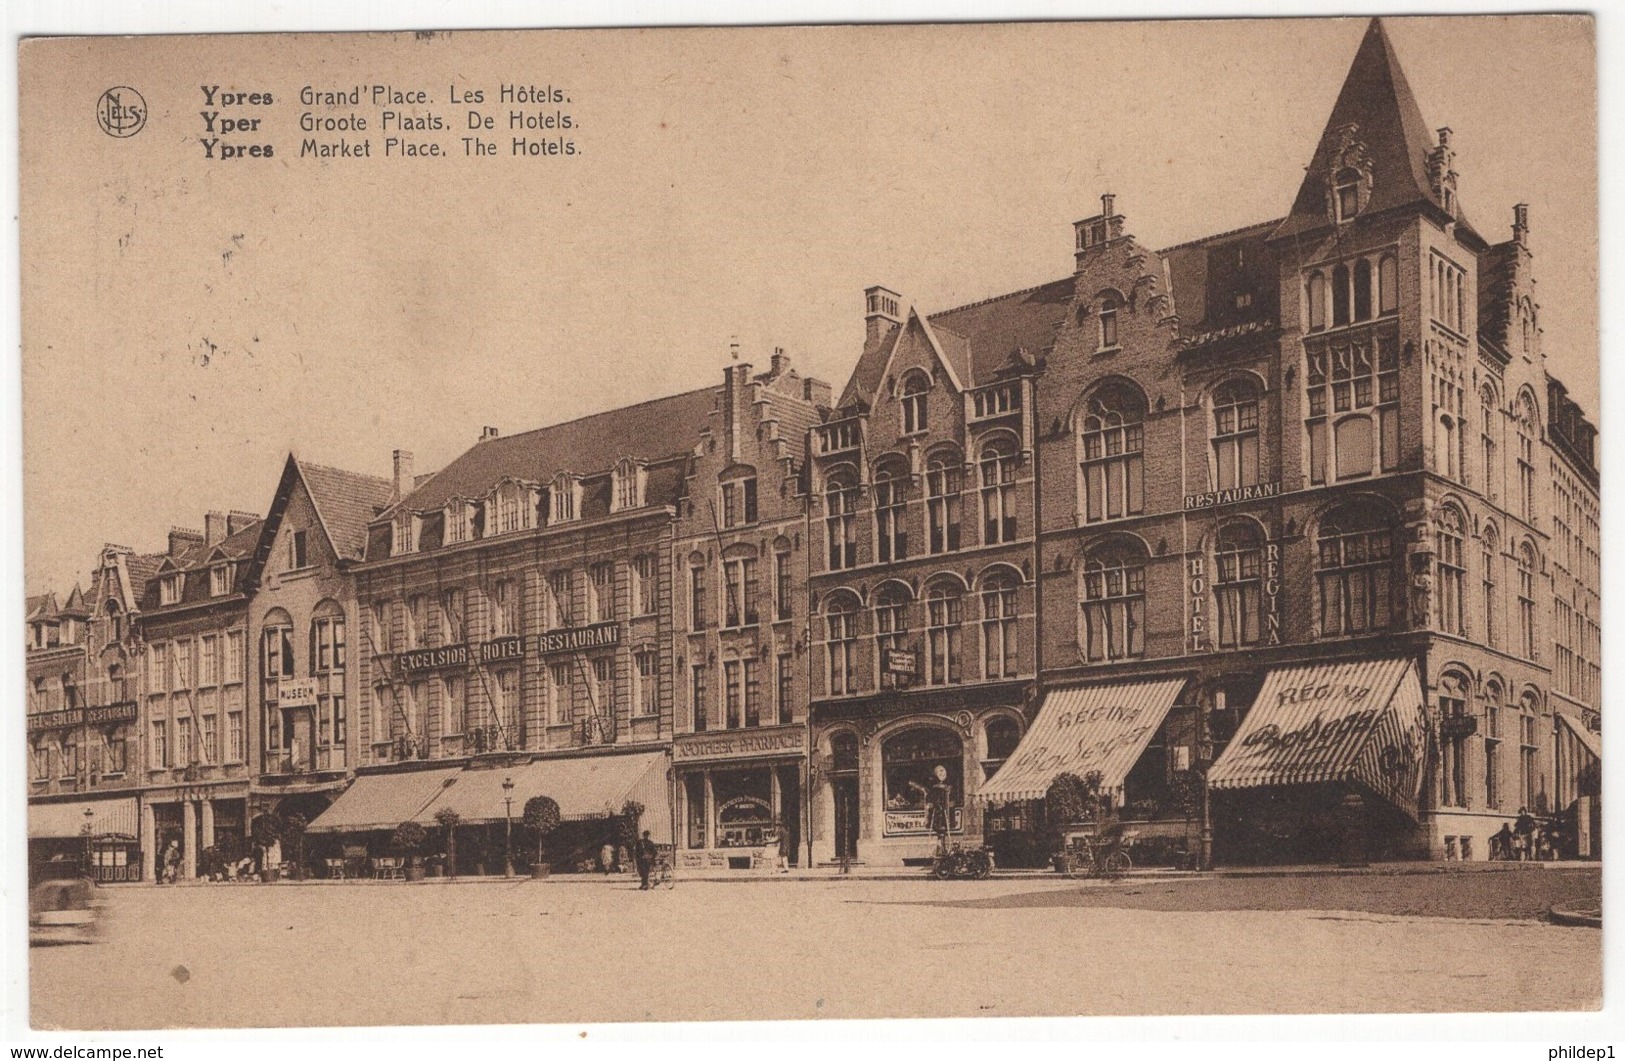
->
[12,9,1602,1035]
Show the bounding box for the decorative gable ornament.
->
[1325,123,1374,223]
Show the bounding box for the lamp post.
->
[502,776,515,878]
[81,806,95,879]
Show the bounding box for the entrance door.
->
[777,765,802,866]
[832,775,859,861]
[285,708,316,772]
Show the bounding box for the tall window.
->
[1215,522,1266,648]
[979,439,1018,544]
[721,476,758,528]
[263,621,295,678]
[983,717,1022,779]
[825,594,860,696]
[614,460,643,512]
[1316,503,1398,637]
[288,529,309,569]
[589,657,614,741]
[635,650,658,717]
[1211,379,1262,490]
[1436,506,1467,637]
[1097,294,1120,349]
[722,554,759,628]
[874,462,909,563]
[743,658,761,728]
[1438,673,1469,809]
[148,642,168,695]
[1334,170,1361,222]
[774,545,793,621]
[1079,382,1146,522]
[980,570,1019,679]
[313,612,346,672]
[150,719,168,769]
[442,675,465,738]
[173,640,192,692]
[825,469,859,571]
[1480,385,1501,501]
[926,450,963,554]
[1517,543,1537,660]
[1515,394,1537,522]
[873,583,912,689]
[370,600,391,654]
[723,661,742,729]
[440,588,464,643]
[496,668,520,744]
[588,563,615,624]
[549,663,571,726]
[227,710,244,763]
[632,555,657,616]
[1483,681,1503,811]
[900,371,930,435]
[688,560,708,631]
[925,581,964,686]
[1081,541,1146,661]
[1307,272,1328,331]
[406,595,425,648]
[225,631,244,683]
[1433,372,1466,482]
[1480,524,1500,651]
[690,663,709,732]
[445,500,471,544]
[548,570,573,628]
[1305,333,1400,483]
[1519,694,1541,812]
[490,579,517,637]
[776,653,793,725]
[1378,254,1398,315]
[210,566,230,597]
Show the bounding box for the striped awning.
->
[1556,710,1601,762]
[29,796,139,840]
[973,677,1187,804]
[306,766,464,834]
[1208,658,1428,820]
[416,751,673,844]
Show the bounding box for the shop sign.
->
[537,623,619,655]
[883,807,963,837]
[1439,715,1478,740]
[882,648,917,678]
[1188,556,1207,652]
[397,644,469,674]
[1183,480,1281,511]
[675,726,806,762]
[27,701,138,733]
[479,636,525,664]
[277,680,318,708]
[1263,542,1282,645]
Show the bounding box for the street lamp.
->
[81,806,95,879]
[502,776,515,878]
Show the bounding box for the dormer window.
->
[159,573,184,606]
[210,564,231,597]
[612,458,645,513]
[392,512,418,556]
[1334,168,1362,222]
[1098,295,1120,350]
[445,500,474,544]
[549,472,581,525]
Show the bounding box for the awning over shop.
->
[1207,657,1427,820]
[417,751,673,844]
[305,766,463,834]
[1556,710,1601,762]
[29,796,139,840]
[973,677,1188,804]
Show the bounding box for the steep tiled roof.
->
[124,553,165,601]
[1161,219,1282,340]
[1274,18,1479,244]
[26,593,58,621]
[837,326,901,410]
[300,460,392,561]
[61,584,88,617]
[389,386,718,516]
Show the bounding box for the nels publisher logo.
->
[96,86,147,138]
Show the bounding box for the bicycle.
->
[646,845,676,889]
[1058,827,1135,881]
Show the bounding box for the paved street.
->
[31,871,1600,1029]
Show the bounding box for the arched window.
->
[1517,543,1537,660]
[825,468,859,571]
[1081,540,1147,661]
[1331,263,1351,326]
[824,593,861,696]
[1436,507,1467,636]
[881,727,963,834]
[978,438,1019,544]
[1515,392,1538,522]
[1316,502,1398,636]
[1211,378,1261,491]
[831,731,859,773]
[1215,522,1266,648]
[925,448,962,554]
[1438,671,1471,809]
[873,582,912,689]
[1480,384,1501,502]
[1097,294,1120,349]
[1079,382,1146,523]
[925,579,964,686]
[900,371,930,435]
[1480,522,1500,651]
[1306,272,1328,331]
[261,607,295,764]
[1518,691,1541,812]
[983,716,1022,780]
[1334,168,1361,222]
[1378,254,1398,315]
[979,569,1020,679]
[1352,258,1373,321]
[1483,679,1504,810]
[873,459,909,563]
[104,599,123,644]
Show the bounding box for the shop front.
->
[141,780,251,882]
[673,725,805,871]
[1206,657,1428,864]
[27,794,142,884]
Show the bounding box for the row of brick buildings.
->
[26,19,1599,879]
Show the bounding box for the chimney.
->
[168,527,203,558]
[204,511,227,547]
[865,286,902,346]
[480,426,500,442]
[770,347,791,378]
[723,359,753,462]
[226,510,260,535]
[1074,192,1125,269]
[1513,203,1530,250]
[393,449,415,502]
[1428,129,1458,217]
[802,376,832,409]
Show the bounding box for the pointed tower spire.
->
[1273,18,1474,241]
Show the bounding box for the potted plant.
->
[282,812,309,881]
[392,820,429,881]
[434,807,463,879]
[523,795,561,879]
[215,831,245,881]
[250,811,283,883]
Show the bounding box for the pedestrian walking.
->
[161,840,181,884]
[599,840,615,875]
[775,822,791,873]
[634,829,657,890]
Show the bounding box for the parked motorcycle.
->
[930,843,994,880]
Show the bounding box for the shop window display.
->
[881,727,963,836]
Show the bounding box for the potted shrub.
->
[214,832,245,881]
[523,795,561,879]
[251,812,283,882]
[392,820,429,881]
[434,807,463,879]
